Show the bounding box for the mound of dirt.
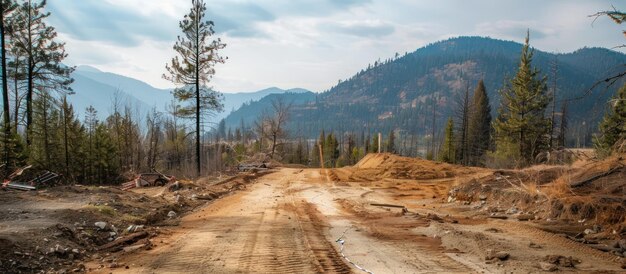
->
[346,153,483,181]
[448,155,626,257]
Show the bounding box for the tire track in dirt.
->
[295,201,352,273]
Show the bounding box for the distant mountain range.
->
[223,36,626,144]
[224,91,317,128]
[67,66,312,122]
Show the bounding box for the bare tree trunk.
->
[1,1,11,171]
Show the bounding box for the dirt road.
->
[98,168,623,273]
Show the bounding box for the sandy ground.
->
[92,168,624,273]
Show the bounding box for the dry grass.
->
[543,177,576,199]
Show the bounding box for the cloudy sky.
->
[46,0,625,93]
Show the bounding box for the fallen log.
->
[370,203,406,209]
[98,231,148,251]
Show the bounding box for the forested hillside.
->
[229,36,625,146]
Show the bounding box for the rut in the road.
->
[236,200,351,273]
[297,201,352,273]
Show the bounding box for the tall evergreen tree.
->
[163,0,226,176]
[59,96,84,182]
[438,118,455,163]
[594,84,626,155]
[467,80,492,166]
[84,106,97,183]
[12,0,73,146]
[493,32,551,165]
[455,84,470,165]
[30,91,61,170]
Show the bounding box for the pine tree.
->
[163,0,226,176]
[59,97,84,182]
[455,84,470,165]
[493,32,550,165]
[93,123,118,184]
[467,80,492,166]
[594,84,626,155]
[12,0,73,145]
[84,106,97,183]
[438,118,455,163]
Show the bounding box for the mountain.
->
[73,66,172,109]
[219,87,311,120]
[224,91,317,128]
[225,36,624,144]
[68,67,312,124]
[69,66,159,120]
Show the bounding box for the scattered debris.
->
[121,172,176,191]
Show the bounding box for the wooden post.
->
[378,132,382,153]
[318,144,324,169]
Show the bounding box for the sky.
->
[46,0,625,93]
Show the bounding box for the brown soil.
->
[2,153,625,273]
[0,171,272,273]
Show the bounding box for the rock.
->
[94,222,107,230]
[529,242,543,249]
[109,262,118,269]
[479,194,488,200]
[584,228,595,235]
[539,262,558,272]
[618,239,626,250]
[167,211,177,218]
[71,249,80,254]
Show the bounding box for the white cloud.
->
[49,0,624,93]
